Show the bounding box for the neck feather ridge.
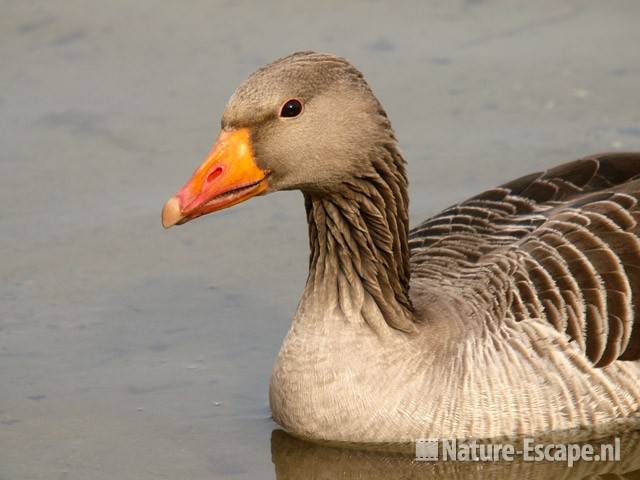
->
[302,141,415,333]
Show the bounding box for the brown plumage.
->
[409,153,640,367]
[163,52,640,443]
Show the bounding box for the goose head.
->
[161,51,392,227]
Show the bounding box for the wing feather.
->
[410,153,640,366]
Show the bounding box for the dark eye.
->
[280,99,303,118]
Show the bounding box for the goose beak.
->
[162,128,269,228]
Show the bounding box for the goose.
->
[162,51,640,444]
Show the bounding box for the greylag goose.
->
[162,51,640,444]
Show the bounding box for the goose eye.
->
[280,99,303,118]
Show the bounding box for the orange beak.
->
[162,128,269,228]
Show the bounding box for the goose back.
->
[409,152,640,367]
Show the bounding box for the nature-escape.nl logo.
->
[415,437,620,467]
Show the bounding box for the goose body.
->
[163,52,640,443]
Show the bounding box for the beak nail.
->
[162,196,183,229]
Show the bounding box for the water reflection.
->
[271,429,640,479]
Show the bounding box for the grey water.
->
[2,1,640,478]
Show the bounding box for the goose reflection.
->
[271,429,640,480]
